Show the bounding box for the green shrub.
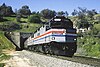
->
[77,36,100,58]
[28,14,41,23]
[0,63,5,67]
[0,53,11,61]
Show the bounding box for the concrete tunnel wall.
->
[5,32,32,50]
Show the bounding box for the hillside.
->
[0,32,15,63]
[0,16,42,32]
[0,32,15,50]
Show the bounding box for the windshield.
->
[50,21,73,29]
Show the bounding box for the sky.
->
[0,0,100,15]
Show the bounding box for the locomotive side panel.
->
[33,28,67,45]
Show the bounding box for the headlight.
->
[74,39,77,41]
[52,37,55,40]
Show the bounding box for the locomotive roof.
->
[49,16,71,22]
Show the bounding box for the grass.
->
[0,32,15,62]
[77,36,100,58]
[2,16,28,23]
[0,53,11,61]
[0,32,15,50]
[0,63,5,67]
[15,23,42,32]
[0,16,42,32]
[21,18,28,22]
[3,17,16,22]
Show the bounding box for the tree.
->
[16,13,21,22]
[0,3,13,21]
[65,11,69,16]
[40,9,56,19]
[28,14,41,23]
[93,14,100,23]
[0,3,13,16]
[32,11,37,15]
[71,9,78,16]
[6,6,13,16]
[78,7,87,13]
[93,24,100,35]
[18,5,31,17]
[72,7,92,29]
[0,10,3,21]
[32,11,41,17]
[87,9,97,19]
[57,11,65,16]
[15,9,21,22]
[0,3,7,17]
[75,7,87,19]
[78,11,85,19]
[50,10,56,18]
[91,9,97,15]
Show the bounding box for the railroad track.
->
[28,50,100,67]
[55,56,100,67]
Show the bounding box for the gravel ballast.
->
[24,50,95,67]
[5,50,96,67]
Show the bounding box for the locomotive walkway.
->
[4,50,97,67]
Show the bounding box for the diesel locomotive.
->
[24,16,77,57]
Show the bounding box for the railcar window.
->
[37,32,40,36]
[31,34,34,38]
[46,26,50,31]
